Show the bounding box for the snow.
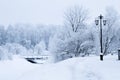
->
[0,55,39,80]
[0,55,120,80]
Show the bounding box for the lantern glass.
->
[95,20,99,25]
[103,20,106,26]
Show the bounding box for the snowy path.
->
[66,58,102,80]
[19,57,103,80]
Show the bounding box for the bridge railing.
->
[23,55,50,63]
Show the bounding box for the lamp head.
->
[95,19,99,25]
[103,20,107,26]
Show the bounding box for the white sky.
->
[0,0,120,26]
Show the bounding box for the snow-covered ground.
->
[0,55,120,80]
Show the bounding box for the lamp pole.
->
[95,14,106,61]
[99,15,103,54]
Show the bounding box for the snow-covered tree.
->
[103,7,119,55]
[0,25,5,45]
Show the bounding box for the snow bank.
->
[0,55,39,80]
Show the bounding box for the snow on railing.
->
[23,55,50,64]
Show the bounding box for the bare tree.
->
[64,6,88,32]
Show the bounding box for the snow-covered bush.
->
[49,25,95,61]
[0,46,12,60]
[34,40,46,55]
[4,43,27,55]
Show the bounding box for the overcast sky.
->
[0,0,120,26]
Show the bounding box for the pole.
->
[118,49,120,60]
[99,15,103,61]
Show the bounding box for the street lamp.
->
[95,14,107,61]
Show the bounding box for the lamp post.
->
[95,14,106,61]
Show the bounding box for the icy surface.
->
[0,55,120,80]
